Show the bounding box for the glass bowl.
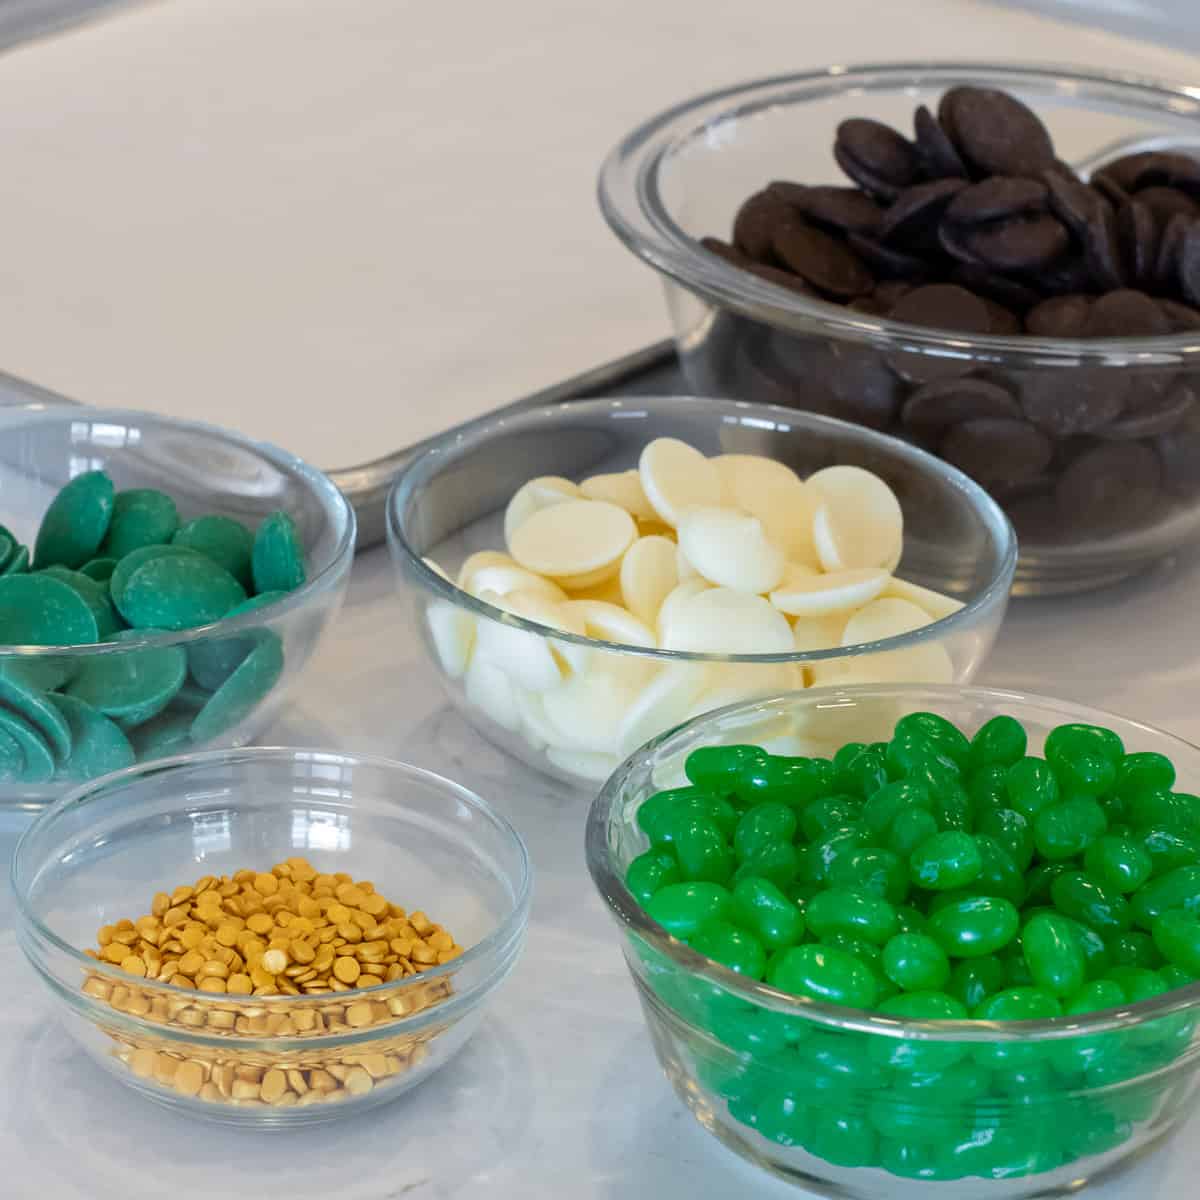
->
[0,408,355,809]
[599,62,1200,596]
[387,396,1016,790]
[12,746,531,1126]
[586,684,1200,1197]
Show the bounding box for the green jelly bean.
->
[731,876,804,950]
[806,888,899,945]
[637,787,737,845]
[799,794,863,840]
[1128,790,1198,836]
[1005,757,1059,819]
[79,557,117,583]
[733,802,796,861]
[689,921,767,979]
[767,943,879,1008]
[948,955,1004,1010]
[645,882,731,939]
[67,630,187,728]
[805,1111,878,1169]
[827,846,908,903]
[1021,912,1085,997]
[1117,751,1175,799]
[1106,930,1160,969]
[1033,796,1107,860]
[1024,861,1072,906]
[967,763,1010,810]
[802,823,868,883]
[941,1120,1060,1179]
[968,714,1027,769]
[887,807,939,858]
[932,787,972,833]
[49,694,135,781]
[129,710,193,759]
[1057,915,1111,981]
[895,904,928,934]
[909,830,982,891]
[1045,722,1124,767]
[252,510,307,594]
[878,1140,943,1181]
[116,552,246,632]
[861,779,932,836]
[0,707,54,783]
[0,574,99,646]
[885,731,938,777]
[752,1088,808,1147]
[895,712,971,766]
[1099,793,1128,826]
[1152,910,1200,975]
[100,489,180,559]
[973,835,1025,905]
[684,743,766,794]
[1068,978,1126,1014]
[1050,871,1131,934]
[172,514,255,589]
[186,591,286,690]
[32,470,114,570]
[1084,834,1153,894]
[1109,965,1168,1005]
[975,807,1034,872]
[868,1092,968,1145]
[734,755,834,808]
[910,753,964,809]
[625,848,681,905]
[0,666,72,759]
[1000,946,1034,988]
[870,991,969,1072]
[929,896,1019,958]
[974,988,1061,1069]
[190,629,283,743]
[789,1027,889,1092]
[664,816,733,884]
[1159,963,1194,989]
[732,840,799,890]
[834,745,889,798]
[824,932,883,972]
[1131,864,1200,929]
[882,932,950,991]
[1054,750,1116,798]
[893,1057,990,1103]
[707,1006,792,1057]
[1139,826,1200,875]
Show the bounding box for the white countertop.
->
[0,0,1197,470]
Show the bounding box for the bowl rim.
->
[0,407,357,656]
[11,745,533,1046]
[585,682,1200,1042]
[387,395,1017,665]
[598,59,1200,363]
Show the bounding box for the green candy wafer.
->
[173,515,254,589]
[0,707,54,782]
[191,632,283,743]
[79,557,118,583]
[32,469,114,570]
[130,710,194,759]
[0,574,99,646]
[37,567,120,638]
[67,629,187,727]
[0,724,24,781]
[0,666,72,759]
[187,591,286,690]
[1,546,29,577]
[109,544,204,611]
[252,510,306,594]
[50,693,135,781]
[115,553,246,632]
[101,489,180,559]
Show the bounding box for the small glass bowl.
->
[599,62,1200,595]
[0,408,355,809]
[387,396,1015,789]
[586,685,1200,1197]
[12,747,531,1126]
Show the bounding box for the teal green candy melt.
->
[0,545,29,576]
[115,553,246,631]
[108,543,203,609]
[0,724,24,781]
[0,706,54,783]
[49,693,135,780]
[173,514,255,588]
[100,489,180,559]
[0,668,72,760]
[0,574,99,645]
[79,557,117,583]
[38,566,120,637]
[190,631,283,742]
[32,469,113,569]
[66,629,187,726]
[129,710,194,759]
[251,510,307,594]
[186,591,286,689]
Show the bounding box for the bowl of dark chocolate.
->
[600,63,1200,595]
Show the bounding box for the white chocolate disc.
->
[489,589,589,677]
[810,596,953,687]
[661,587,795,655]
[509,499,636,579]
[791,613,848,654]
[559,599,657,648]
[542,668,637,754]
[676,507,787,594]
[685,662,803,722]
[425,601,476,679]
[579,470,657,522]
[807,466,904,571]
[656,578,712,645]
[465,560,567,603]
[513,685,566,749]
[472,592,566,693]
[503,476,581,547]
[638,437,722,526]
[464,654,520,731]
[546,746,622,783]
[620,535,680,627]
[769,567,889,618]
[713,454,819,567]
[676,543,699,580]
[556,561,623,592]
[458,550,517,591]
[841,596,931,646]
[882,576,965,622]
[568,575,626,605]
[617,662,711,758]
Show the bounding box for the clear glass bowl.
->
[12,747,531,1126]
[387,396,1015,789]
[0,408,355,809]
[586,684,1200,1197]
[599,62,1200,595]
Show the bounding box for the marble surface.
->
[4,541,1200,1198]
[0,0,1197,470]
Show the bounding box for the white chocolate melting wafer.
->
[638,437,722,526]
[620,535,679,627]
[769,567,890,617]
[580,470,657,522]
[661,587,795,655]
[503,476,581,547]
[509,499,635,580]
[808,465,903,571]
[676,507,787,594]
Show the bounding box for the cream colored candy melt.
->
[676,507,786,594]
[808,465,904,572]
[661,587,795,655]
[769,566,890,618]
[459,552,568,603]
[580,470,657,522]
[713,454,819,568]
[502,476,581,546]
[619,535,679,627]
[560,599,657,649]
[638,437,722,525]
[509,499,635,580]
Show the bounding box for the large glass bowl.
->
[586,685,1200,1197]
[386,397,1016,790]
[12,747,531,1126]
[599,62,1200,595]
[0,408,355,808]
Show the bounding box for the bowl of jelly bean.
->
[0,408,355,808]
[586,684,1200,1196]
[387,396,1016,788]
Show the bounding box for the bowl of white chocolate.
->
[387,397,1016,788]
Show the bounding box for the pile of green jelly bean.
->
[625,713,1200,1182]
[0,470,307,782]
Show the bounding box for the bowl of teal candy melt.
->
[0,409,355,807]
[586,685,1200,1197]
